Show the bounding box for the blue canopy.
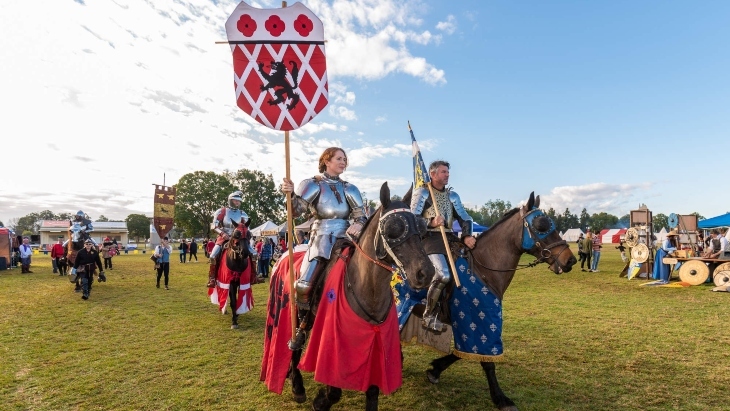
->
[452,220,488,233]
[698,212,730,229]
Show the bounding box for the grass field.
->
[2,246,729,411]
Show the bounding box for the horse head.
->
[224,221,251,272]
[518,192,577,274]
[363,182,434,290]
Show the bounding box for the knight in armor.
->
[207,190,252,287]
[64,210,97,247]
[280,147,367,350]
[410,160,476,332]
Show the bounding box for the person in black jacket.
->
[72,239,105,300]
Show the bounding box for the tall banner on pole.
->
[153,185,175,240]
[225,2,328,131]
[225,1,329,350]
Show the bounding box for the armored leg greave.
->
[209,245,222,260]
[422,254,451,332]
[295,257,325,310]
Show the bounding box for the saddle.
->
[308,238,354,317]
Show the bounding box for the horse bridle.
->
[471,207,571,273]
[348,207,423,324]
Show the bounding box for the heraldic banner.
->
[153,185,175,239]
[225,2,328,131]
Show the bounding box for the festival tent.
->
[561,228,584,242]
[0,228,11,269]
[251,221,279,237]
[294,218,314,233]
[698,212,730,229]
[452,220,488,234]
[599,228,627,244]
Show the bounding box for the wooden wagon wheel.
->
[712,262,730,287]
[630,243,649,263]
[678,260,710,285]
[625,227,640,247]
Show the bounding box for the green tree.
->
[13,212,42,234]
[653,213,668,232]
[560,208,579,232]
[478,199,513,227]
[590,212,619,232]
[175,171,236,238]
[96,215,110,222]
[224,169,285,226]
[126,214,150,242]
[465,205,486,226]
[618,214,630,228]
[580,208,590,231]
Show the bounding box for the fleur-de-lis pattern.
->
[450,257,503,358]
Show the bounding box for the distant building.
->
[38,220,129,249]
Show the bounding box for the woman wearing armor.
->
[280,147,367,350]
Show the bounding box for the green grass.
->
[2,246,728,411]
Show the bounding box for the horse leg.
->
[365,385,379,411]
[230,279,240,329]
[481,361,517,411]
[288,348,306,403]
[312,386,342,411]
[427,353,461,384]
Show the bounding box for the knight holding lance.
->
[410,160,476,332]
[280,147,368,350]
[207,191,253,287]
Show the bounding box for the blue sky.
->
[1,0,728,226]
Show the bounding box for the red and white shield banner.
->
[225,2,328,131]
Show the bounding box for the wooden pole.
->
[426,182,462,288]
[284,0,296,346]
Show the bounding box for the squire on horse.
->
[261,182,435,411]
[419,192,576,411]
[208,220,254,329]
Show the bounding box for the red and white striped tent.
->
[599,228,627,244]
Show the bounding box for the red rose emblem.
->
[265,15,285,37]
[293,14,313,37]
[236,14,257,37]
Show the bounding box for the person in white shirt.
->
[18,237,33,273]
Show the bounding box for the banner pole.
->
[427,182,462,288]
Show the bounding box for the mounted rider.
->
[207,190,252,287]
[280,147,368,350]
[410,160,476,332]
[64,210,96,247]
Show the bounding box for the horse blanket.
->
[208,252,254,314]
[394,256,504,361]
[261,248,402,395]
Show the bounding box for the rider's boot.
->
[288,310,310,351]
[288,258,324,351]
[422,282,447,332]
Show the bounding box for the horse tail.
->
[289,61,299,88]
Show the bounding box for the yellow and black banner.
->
[153,185,175,239]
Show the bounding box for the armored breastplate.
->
[424,188,453,232]
[313,179,351,220]
[220,208,244,235]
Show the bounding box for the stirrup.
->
[422,315,447,332]
[206,277,216,288]
[288,329,306,351]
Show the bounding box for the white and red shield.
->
[225,2,328,131]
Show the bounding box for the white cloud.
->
[329,105,358,120]
[436,15,457,35]
[539,182,654,217]
[375,116,387,123]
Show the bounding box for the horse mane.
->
[474,207,520,244]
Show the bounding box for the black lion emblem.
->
[258,60,300,110]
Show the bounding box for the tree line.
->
[3,172,708,240]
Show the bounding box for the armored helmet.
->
[75,210,85,221]
[228,191,243,209]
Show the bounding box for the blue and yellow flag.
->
[409,121,430,189]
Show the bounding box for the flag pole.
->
[279,0,298,346]
[426,182,462,288]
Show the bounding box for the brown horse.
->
[421,192,577,411]
[264,182,435,411]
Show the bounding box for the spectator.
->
[51,237,64,275]
[616,241,627,263]
[178,239,188,263]
[581,230,593,272]
[258,238,273,279]
[101,237,114,270]
[19,237,33,273]
[189,238,198,262]
[154,237,172,290]
[278,236,287,252]
[296,230,308,245]
[576,233,586,268]
[590,231,602,272]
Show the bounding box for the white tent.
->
[561,228,584,242]
[251,220,279,237]
[655,227,668,243]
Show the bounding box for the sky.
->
[1,0,729,227]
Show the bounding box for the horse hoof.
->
[231,324,239,329]
[426,370,439,384]
[292,392,306,404]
